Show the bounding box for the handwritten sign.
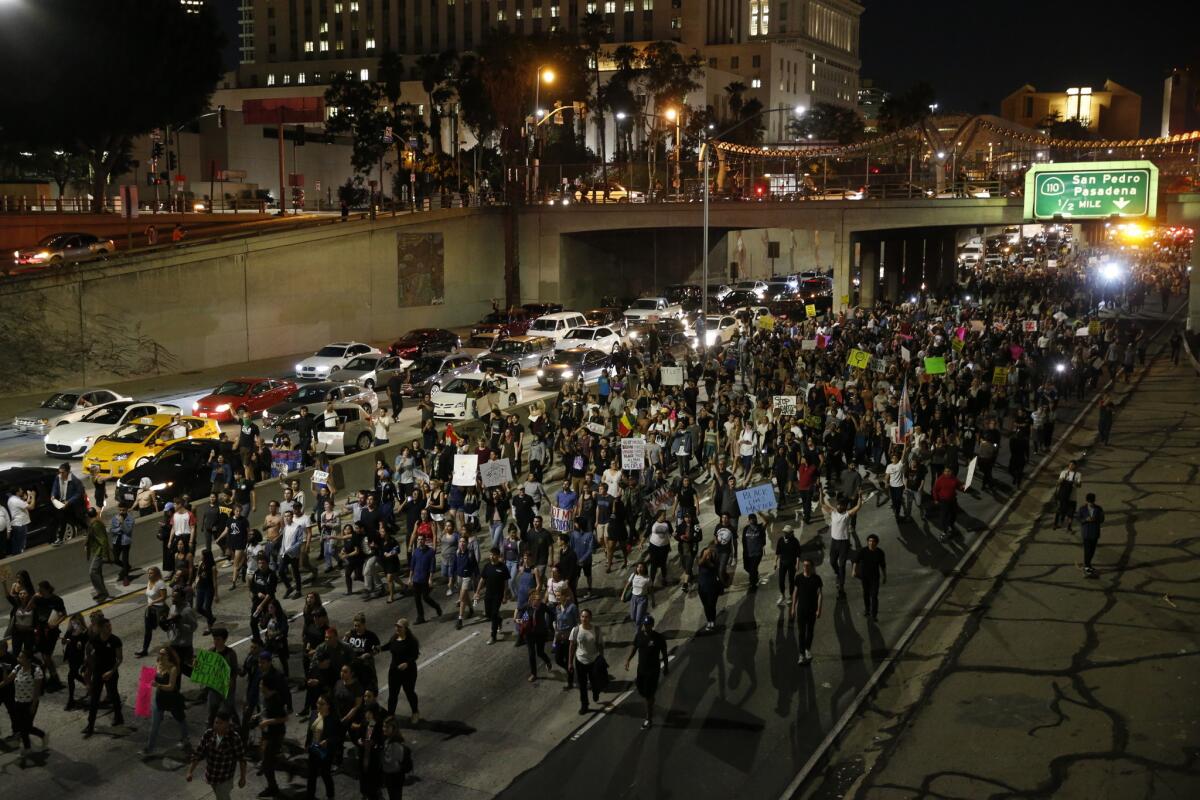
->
[992,366,1010,386]
[847,349,871,369]
[190,649,231,698]
[311,470,330,485]
[757,315,775,331]
[924,357,947,375]
[1088,321,1101,336]
[479,458,513,488]
[586,422,607,435]
[735,483,778,515]
[620,437,646,470]
[452,454,479,486]
[772,395,797,415]
[970,320,985,332]
[900,346,911,363]
[803,414,823,430]
[805,303,817,318]
[551,505,573,533]
[660,366,684,386]
[1075,326,1091,337]
[1022,320,1038,333]
[801,339,817,351]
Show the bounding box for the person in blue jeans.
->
[408,536,442,623]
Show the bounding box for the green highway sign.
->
[1024,160,1158,220]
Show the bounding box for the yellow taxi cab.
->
[81,414,221,478]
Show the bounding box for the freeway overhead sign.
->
[1024,160,1158,220]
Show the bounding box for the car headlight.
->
[296,363,305,372]
[536,369,544,377]
[111,452,133,462]
[214,403,231,413]
[192,401,200,412]
[563,370,574,378]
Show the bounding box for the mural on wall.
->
[396,232,445,307]
[0,290,178,393]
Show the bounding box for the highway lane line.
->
[775,304,1184,800]
[374,630,480,701]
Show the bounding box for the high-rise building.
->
[234,0,862,123]
[856,78,886,132]
[1162,66,1200,137]
[179,0,206,14]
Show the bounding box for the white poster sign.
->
[621,437,646,471]
[479,458,513,488]
[660,366,684,386]
[452,454,479,486]
[772,395,797,415]
[963,456,978,491]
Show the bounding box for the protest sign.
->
[1088,321,1101,336]
[311,470,330,486]
[191,649,231,698]
[847,349,871,369]
[1075,326,1091,337]
[452,454,479,486]
[772,395,797,415]
[1023,320,1038,333]
[963,456,978,491]
[803,414,823,429]
[900,346,911,363]
[735,483,778,516]
[1053,311,1068,322]
[801,338,817,351]
[479,458,513,488]
[992,366,1010,386]
[551,506,572,533]
[950,337,964,352]
[871,357,888,373]
[757,315,775,330]
[660,366,684,386]
[924,356,947,375]
[586,422,607,435]
[970,320,985,332]
[806,303,817,318]
[135,666,157,718]
[620,437,646,471]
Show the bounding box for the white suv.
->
[623,297,683,324]
[527,311,589,342]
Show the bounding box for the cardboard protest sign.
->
[660,366,684,386]
[847,349,871,369]
[479,458,513,488]
[772,396,797,415]
[452,454,479,486]
[620,437,645,471]
[735,483,778,515]
[992,366,1010,386]
[801,339,817,351]
[191,649,231,698]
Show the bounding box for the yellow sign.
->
[847,349,871,369]
[805,303,817,318]
[992,366,1010,386]
[757,314,775,330]
[951,336,964,351]
[840,294,850,307]
[1088,320,1100,336]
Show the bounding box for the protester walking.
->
[186,710,247,800]
[1076,493,1105,577]
[852,535,887,620]
[624,614,668,729]
[790,558,823,665]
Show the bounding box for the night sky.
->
[859,0,1197,135]
[214,0,1198,136]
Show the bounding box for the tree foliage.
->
[0,0,225,211]
[877,82,937,133]
[788,102,865,144]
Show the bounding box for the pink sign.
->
[135,666,157,718]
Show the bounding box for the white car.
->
[43,400,182,457]
[731,280,769,299]
[328,353,412,388]
[295,342,380,380]
[432,373,523,420]
[555,325,622,353]
[13,388,131,434]
[623,297,684,325]
[696,315,739,347]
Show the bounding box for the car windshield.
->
[37,234,74,248]
[343,355,381,371]
[439,378,481,394]
[631,299,662,310]
[40,393,80,410]
[554,351,589,366]
[107,422,159,444]
[290,386,332,402]
[409,356,444,376]
[465,336,495,350]
[528,319,557,332]
[315,346,348,357]
[564,329,594,340]
[212,381,251,396]
[705,317,724,327]
[492,340,529,354]
[81,404,131,425]
[150,447,187,467]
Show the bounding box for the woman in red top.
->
[795,456,820,524]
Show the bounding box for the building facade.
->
[1000,80,1142,139]
[1162,66,1200,137]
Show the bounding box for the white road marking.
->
[569,652,678,741]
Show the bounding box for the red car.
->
[192,377,298,423]
[388,328,461,359]
[472,309,532,338]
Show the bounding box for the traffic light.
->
[151,142,164,159]
[167,151,178,171]
[295,124,306,146]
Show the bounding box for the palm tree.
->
[580,12,609,195]
[725,81,747,120]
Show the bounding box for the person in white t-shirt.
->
[884,444,908,521]
[821,492,863,596]
[6,489,33,555]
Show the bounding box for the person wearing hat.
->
[624,614,668,730]
[205,628,240,727]
[50,461,86,546]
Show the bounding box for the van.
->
[527,311,588,341]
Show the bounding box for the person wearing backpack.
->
[380,716,412,799]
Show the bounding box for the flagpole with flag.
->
[897,379,914,444]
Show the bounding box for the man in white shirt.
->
[0,501,10,557]
[1053,460,1083,532]
[278,509,309,599]
[7,490,32,555]
[884,445,908,521]
[821,492,863,596]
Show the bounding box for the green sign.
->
[1024,160,1158,220]
[190,649,231,698]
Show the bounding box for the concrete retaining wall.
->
[0,209,506,393]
